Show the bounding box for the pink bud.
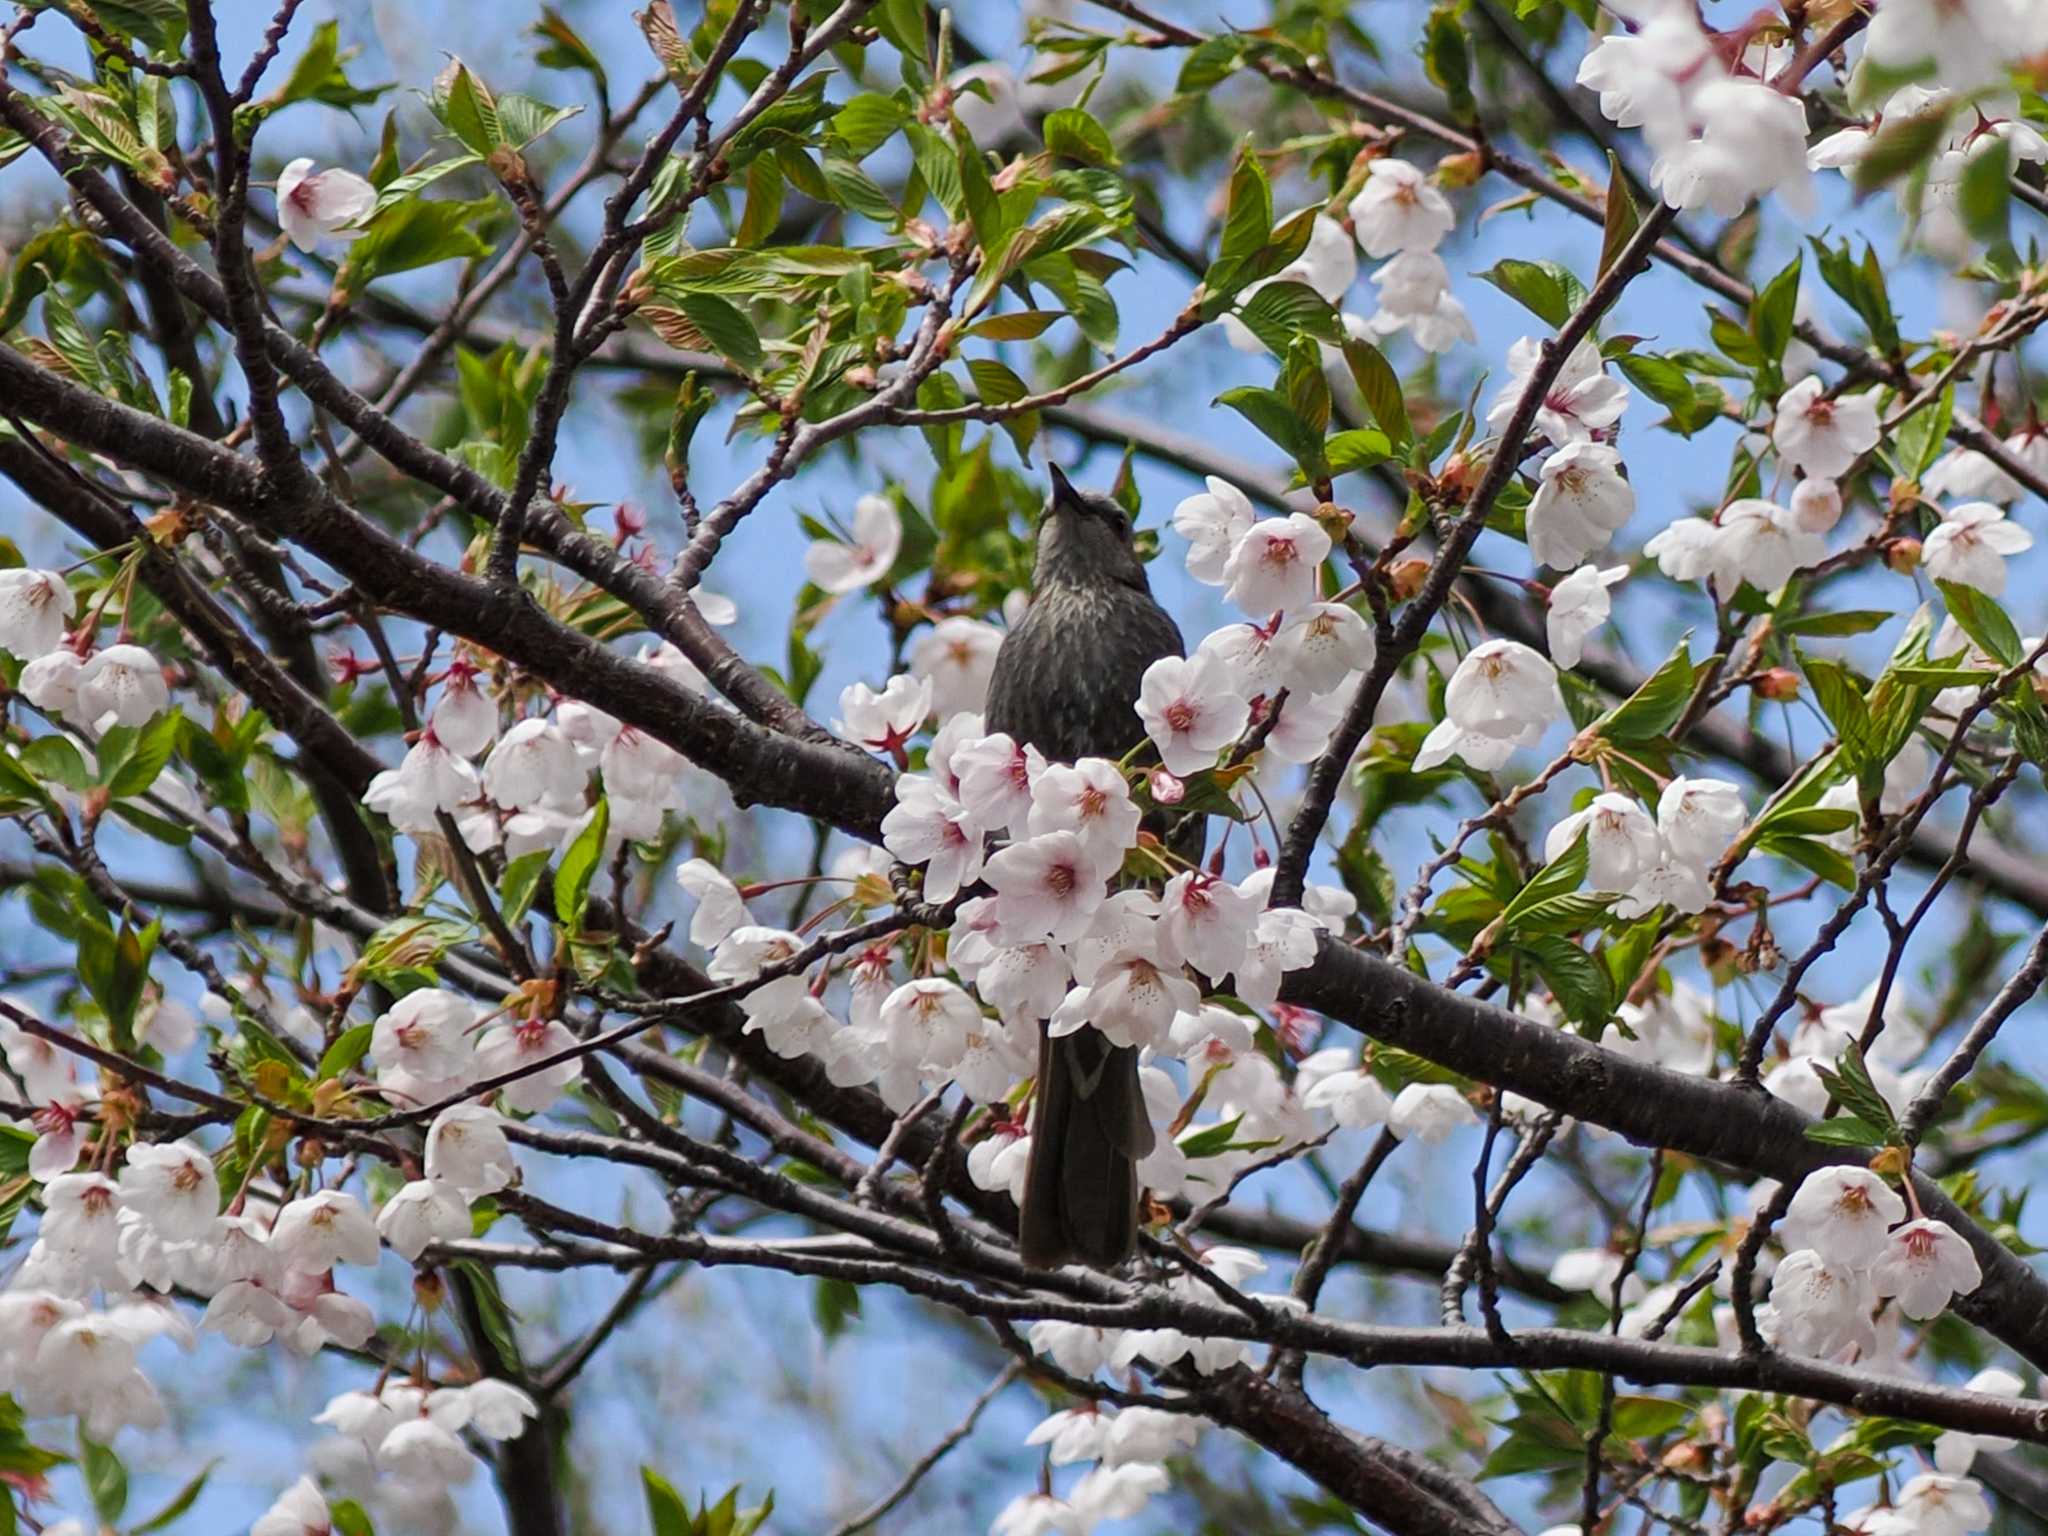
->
[1149,767,1186,805]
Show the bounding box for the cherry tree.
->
[2,1,2048,1532]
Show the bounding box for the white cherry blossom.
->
[1348,158,1455,255]
[376,1179,472,1262]
[1658,777,1746,869]
[481,720,582,809]
[425,1104,517,1197]
[475,1018,582,1112]
[1366,251,1474,351]
[1172,477,1256,585]
[1528,441,1635,569]
[1871,1218,1983,1319]
[804,494,902,593]
[276,158,376,251]
[1027,757,1140,870]
[1546,564,1626,669]
[910,616,1003,718]
[674,858,751,948]
[0,569,73,658]
[1924,502,2033,596]
[1547,792,1662,893]
[1388,1082,1475,1143]
[1774,376,1881,479]
[1767,1248,1877,1358]
[1222,512,1331,616]
[1781,1166,1906,1268]
[77,643,169,727]
[1488,337,1630,447]
[1135,653,1250,775]
[1712,498,1825,594]
[835,673,932,756]
[1414,638,1566,772]
[984,832,1107,943]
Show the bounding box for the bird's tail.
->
[1018,1025,1157,1268]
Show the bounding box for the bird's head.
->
[1034,464,1148,591]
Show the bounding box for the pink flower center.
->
[1164,700,1197,732]
[1046,864,1076,897]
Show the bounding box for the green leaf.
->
[317,1023,375,1082]
[345,198,494,286]
[1596,636,1695,741]
[1501,829,1588,931]
[1597,151,1640,280]
[1326,428,1393,478]
[1893,384,1953,483]
[1339,336,1413,451]
[676,293,763,372]
[1851,101,1956,195]
[1816,1044,1901,1140]
[1422,4,1476,121]
[102,712,179,799]
[965,357,1030,405]
[1217,140,1272,269]
[1937,580,2022,666]
[554,798,609,933]
[1782,609,1893,638]
[499,848,553,927]
[1232,279,1342,354]
[832,93,909,159]
[1213,385,1323,474]
[966,309,1064,340]
[132,1460,216,1533]
[1043,107,1118,167]
[329,1499,376,1536]
[434,59,505,154]
[269,20,389,113]
[1477,258,1572,329]
[1804,1115,1887,1148]
[1177,35,1244,93]
[1960,137,2013,244]
[1751,250,1802,366]
[531,8,607,93]
[643,1467,690,1536]
[80,1431,127,1524]
[1801,654,1876,765]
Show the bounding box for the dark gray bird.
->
[985,465,1189,1269]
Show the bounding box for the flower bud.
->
[1789,477,1842,534]
[1387,557,1431,602]
[1754,667,1801,702]
[1435,151,1484,188]
[1149,767,1186,805]
[1883,537,1922,573]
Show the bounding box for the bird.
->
[984,464,1191,1269]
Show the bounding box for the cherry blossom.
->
[1933,1368,2025,1474]
[804,494,902,593]
[116,1140,219,1242]
[481,719,582,809]
[1924,502,2033,596]
[1789,477,1843,533]
[275,158,376,251]
[1027,757,1139,869]
[1528,442,1635,570]
[0,569,73,659]
[1303,1066,1393,1128]
[1766,1248,1877,1358]
[1348,158,1455,256]
[252,1474,331,1536]
[18,648,86,722]
[1546,564,1627,669]
[674,857,751,948]
[375,1179,472,1262]
[835,674,932,756]
[1488,337,1630,447]
[1414,639,1566,772]
[953,731,1044,837]
[474,1017,582,1112]
[1774,377,1881,480]
[1172,477,1256,585]
[881,775,986,902]
[1865,0,2044,93]
[1232,905,1321,1010]
[1871,1218,1984,1319]
[910,616,1003,718]
[1781,1166,1907,1267]
[1657,777,1746,869]
[1281,602,1375,694]
[1135,653,1251,775]
[76,643,168,727]
[1711,498,1825,594]
[424,1104,516,1197]
[1388,1082,1476,1143]
[1879,1472,1996,1536]
[984,831,1107,944]
[272,1191,380,1273]
[1365,250,1474,352]
[1222,512,1332,616]
[370,989,476,1088]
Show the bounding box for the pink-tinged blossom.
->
[370,988,476,1087]
[1069,890,1164,986]
[272,1191,380,1273]
[1388,1082,1475,1143]
[1781,1166,1907,1268]
[835,674,932,757]
[1880,1473,1995,1536]
[1871,1218,1983,1319]
[976,942,1072,1026]
[1282,602,1375,695]
[1348,158,1455,256]
[1173,477,1256,585]
[1712,499,1826,594]
[0,569,73,659]
[952,731,1044,837]
[1135,653,1250,776]
[707,925,800,982]
[116,1139,218,1242]
[276,158,375,251]
[1545,564,1626,669]
[738,973,835,1061]
[804,494,902,593]
[427,1378,540,1440]
[482,719,582,809]
[1415,638,1565,771]
[1487,337,1630,447]
[252,1475,331,1536]
[376,1179,472,1263]
[76,643,168,727]
[597,726,684,804]
[984,831,1106,944]
[389,731,482,815]
[1233,905,1321,1009]
[19,649,86,723]
[1304,1066,1393,1128]
[1774,376,1881,479]
[1222,512,1332,615]
[475,1017,582,1112]
[1766,1248,1877,1357]
[910,616,1003,719]
[1658,776,1746,869]
[881,775,986,903]
[430,666,497,756]
[674,858,751,948]
[1027,757,1140,870]
[425,1104,516,1197]
[1158,870,1258,979]
[1924,502,2033,596]
[1789,477,1844,533]
[877,978,978,1076]
[1528,442,1635,569]
[1546,791,1662,893]
[1074,950,1200,1051]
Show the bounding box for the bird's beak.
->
[1047,463,1079,510]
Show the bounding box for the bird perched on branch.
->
[985,465,1191,1269]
